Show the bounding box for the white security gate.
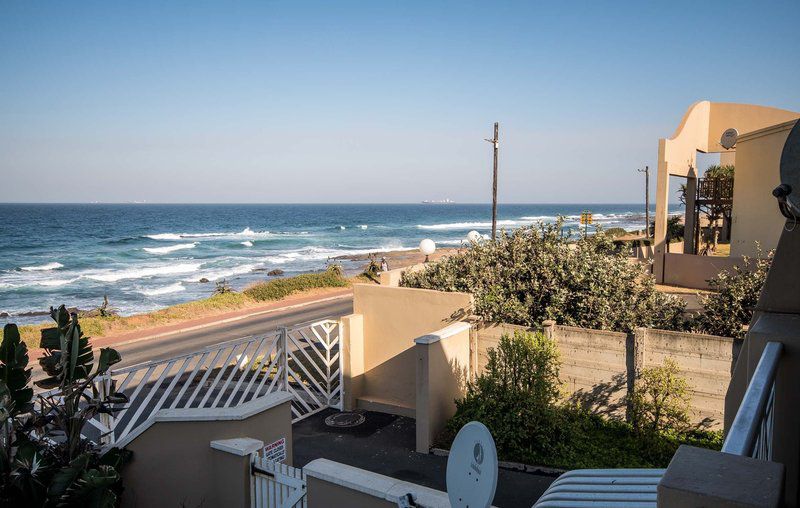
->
[283,319,343,421]
[251,454,307,508]
[61,319,343,445]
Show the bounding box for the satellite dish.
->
[446,421,498,508]
[466,230,482,244]
[774,120,800,218]
[720,128,739,150]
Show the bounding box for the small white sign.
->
[263,437,287,463]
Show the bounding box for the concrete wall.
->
[476,323,739,427]
[120,392,293,508]
[415,322,471,453]
[305,458,452,508]
[730,120,797,258]
[347,284,472,416]
[662,253,744,290]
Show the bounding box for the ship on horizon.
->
[421,198,455,204]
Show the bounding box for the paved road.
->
[33,296,353,382]
[112,296,354,369]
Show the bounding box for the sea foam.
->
[85,263,202,282]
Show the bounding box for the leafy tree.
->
[401,221,686,333]
[696,252,772,339]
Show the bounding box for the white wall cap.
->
[210,437,264,456]
[154,391,292,422]
[110,391,293,450]
[304,459,451,506]
[414,321,471,345]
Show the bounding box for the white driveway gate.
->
[63,319,343,445]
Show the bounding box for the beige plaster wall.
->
[653,101,799,282]
[378,263,426,286]
[730,120,797,257]
[415,322,471,453]
[350,284,472,415]
[121,398,293,508]
[662,253,744,290]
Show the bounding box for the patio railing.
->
[721,341,783,460]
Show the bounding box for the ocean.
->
[0,203,678,324]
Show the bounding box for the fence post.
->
[279,327,289,392]
[627,327,647,421]
[542,320,556,340]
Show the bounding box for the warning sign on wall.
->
[263,437,287,463]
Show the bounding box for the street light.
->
[419,239,436,263]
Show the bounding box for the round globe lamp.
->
[466,230,481,244]
[419,239,436,263]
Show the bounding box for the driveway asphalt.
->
[293,408,556,508]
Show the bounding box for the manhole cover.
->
[325,411,366,428]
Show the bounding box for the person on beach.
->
[380,256,389,272]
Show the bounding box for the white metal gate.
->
[251,454,307,508]
[57,319,343,445]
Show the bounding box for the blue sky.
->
[2,1,799,203]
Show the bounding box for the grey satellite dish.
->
[774,120,800,218]
[446,421,498,508]
[720,128,739,150]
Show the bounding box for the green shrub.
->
[444,331,567,465]
[244,266,348,301]
[401,221,686,333]
[628,359,691,435]
[696,252,772,339]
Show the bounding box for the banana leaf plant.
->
[0,306,131,507]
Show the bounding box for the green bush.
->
[401,221,686,333]
[244,266,348,301]
[695,252,771,339]
[441,331,721,469]
[628,359,691,435]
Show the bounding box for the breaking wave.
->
[20,262,64,272]
[139,283,186,296]
[143,243,198,254]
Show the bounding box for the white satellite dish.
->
[446,421,498,508]
[466,230,482,244]
[720,128,739,150]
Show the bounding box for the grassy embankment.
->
[6,268,355,350]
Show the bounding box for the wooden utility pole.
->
[486,122,499,240]
[638,166,650,238]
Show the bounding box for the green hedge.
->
[243,267,348,301]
